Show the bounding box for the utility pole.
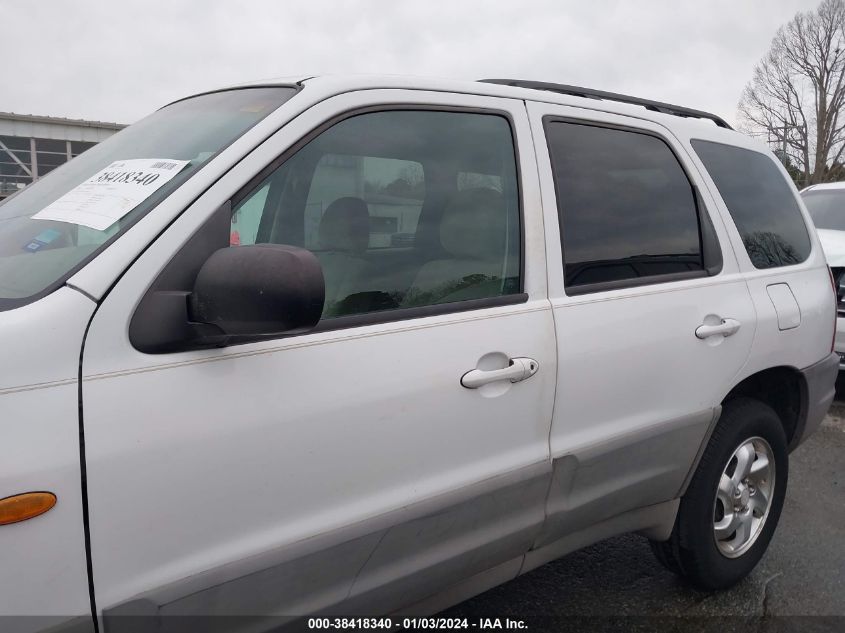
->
[767,121,806,187]
[781,123,787,163]
[768,123,790,164]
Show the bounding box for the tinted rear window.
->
[691,140,810,269]
[546,121,704,290]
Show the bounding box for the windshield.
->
[0,86,296,310]
[802,189,845,231]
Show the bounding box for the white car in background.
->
[801,182,845,368]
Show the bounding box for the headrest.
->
[318,197,370,253]
[440,188,507,260]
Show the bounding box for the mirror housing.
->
[188,244,324,342]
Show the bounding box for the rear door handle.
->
[461,357,539,389]
[695,318,741,339]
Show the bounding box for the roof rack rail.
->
[480,79,732,130]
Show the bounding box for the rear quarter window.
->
[691,139,810,269]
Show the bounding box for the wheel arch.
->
[722,366,808,451]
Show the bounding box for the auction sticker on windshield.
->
[31,158,190,231]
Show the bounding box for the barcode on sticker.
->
[150,161,179,170]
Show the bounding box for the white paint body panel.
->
[683,134,835,374]
[80,90,557,614]
[0,288,94,624]
[813,229,845,358]
[816,228,845,267]
[526,102,757,539]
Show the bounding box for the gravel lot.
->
[445,401,845,630]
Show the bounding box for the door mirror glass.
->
[189,244,325,343]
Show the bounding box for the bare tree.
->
[739,0,845,186]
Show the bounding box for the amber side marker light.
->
[0,492,57,526]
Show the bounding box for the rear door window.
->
[545,121,706,292]
[691,140,811,269]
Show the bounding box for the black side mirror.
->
[188,244,324,342]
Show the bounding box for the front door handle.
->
[695,318,741,340]
[461,357,539,389]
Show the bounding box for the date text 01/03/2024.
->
[307,618,528,630]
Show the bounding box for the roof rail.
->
[480,79,732,130]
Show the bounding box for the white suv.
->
[0,76,837,630]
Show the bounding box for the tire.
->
[649,397,789,590]
[649,538,682,575]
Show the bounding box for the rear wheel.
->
[649,397,788,590]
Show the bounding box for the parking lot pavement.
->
[445,403,845,626]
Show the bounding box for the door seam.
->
[520,99,561,572]
[77,309,100,632]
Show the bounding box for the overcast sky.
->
[4,0,822,127]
